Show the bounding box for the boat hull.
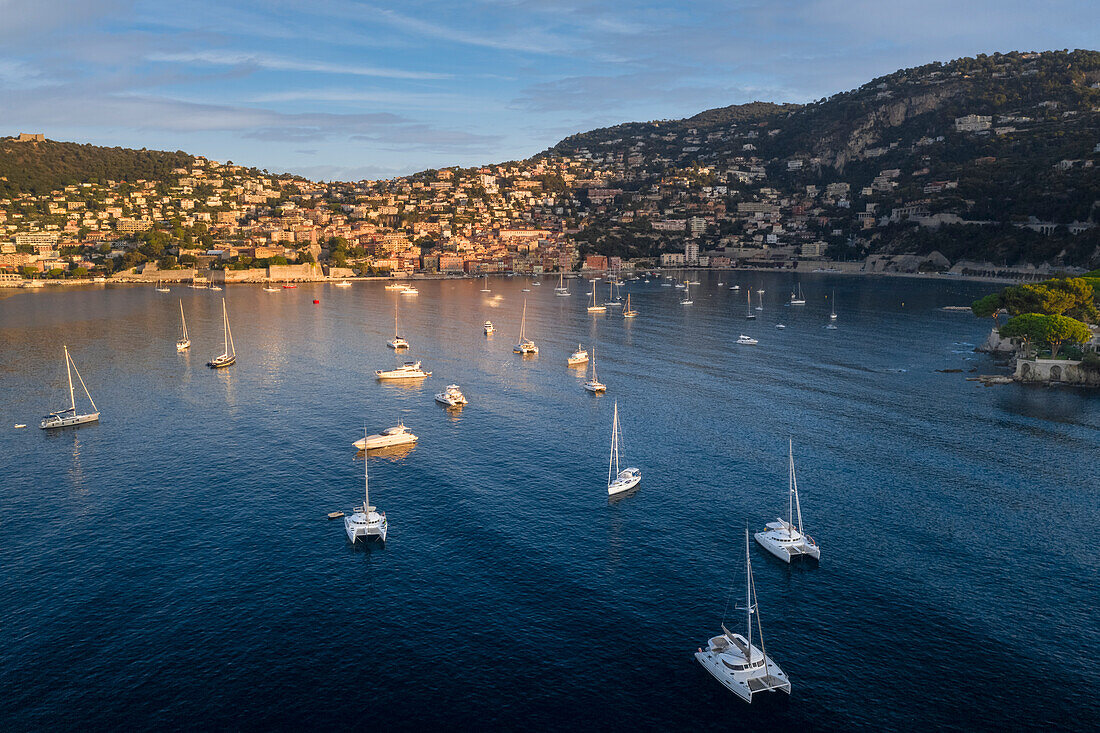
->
[753,531,821,562]
[207,355,236,368]
[40,412,99,430]
[608,472,641,495]
[354,435,417,450]
[694,649,791,703]
[176,339,191,351]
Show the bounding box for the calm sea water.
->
[1,274,1097,731]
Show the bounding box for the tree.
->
[971,292,1002,322]
[1041,314,1092,358]
[1000,313,1092,358]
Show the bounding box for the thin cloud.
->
[147,50,451,80]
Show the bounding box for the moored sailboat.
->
[513,299,538,354]
[345,441,388,543]
[40,346,100,429]
[754,439,820,562]
[694,530,792,702]
[176,299,191,351]
[606,401,640,495]
[206,298,236,368]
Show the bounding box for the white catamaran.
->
[40,346,100,429]
[695,529,792,702]
[513,299,538,354]
[207,298,236,368]
[345,441,388,543]
[176,299,191,351]
[754,439,820,562]
[606,401,640,495]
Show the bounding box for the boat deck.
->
[747,675,791,694]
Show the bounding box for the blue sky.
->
[1,0,1097,180]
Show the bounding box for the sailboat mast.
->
[179,299,188,339]
[745,528,753,659]
[364,441,370,508]
[64,345,75,411]
[793,446,805,535]
[608,403,617,486]
[788,439,795,537]
[520,299,526,339]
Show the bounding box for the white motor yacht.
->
[730,284,740,291]
[40,346,100,429]
[345,444,388,543]
[484,320,494,335]
[335,280,352,287]
[607,402,640,495]
[695,530,792,702]
[435,384,468,407]
[775,324,786,329]
[754,439,820,562]
[400,286,418,295]
[375,361,431,379]
[353,422,419,450]
[384,282,407,290]
[736,334,758,345]
[568,345,589,366]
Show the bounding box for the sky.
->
[0,0,1097,181]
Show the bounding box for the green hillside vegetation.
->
[0,138,194,196]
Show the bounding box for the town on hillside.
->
[1,52,1099,285]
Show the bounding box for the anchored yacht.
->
[607,402,640,495]
[584,348,606,393]
[695,530,792,702]
[375,361,430,379]
[754,439,820,562]
[345,444,388,543]
[40,346,100,429]
[484,320,494,335]
[176,300,191,351]
[568,345,589,366]
[435,384,468,407]
[206,298,236,368]
[513,299,538,354]
[789,283,806,306]
[736,334,758,345]
[353,422,418,450]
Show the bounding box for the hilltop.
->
[0,138,195,197]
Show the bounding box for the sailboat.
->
[555,272,569,296]
[388,303,409,349]
[207,298,236,368]
[606,401,640,495]
[345,440,388,543]
[754,439,820,562]
[789,283,806,306]
[584,347,606,393]
[606,280,623,307]
[176,300,191,351]
[40,346,100,429]
[513,298,538,354]
[755,290,764,311]
[745,291,756,320]
[623,294,638,318]
[827,290,838,328]
[694,529,792,702]
[587,285,606,313]
[155,280,170,293]
[480,275,491,292]
[680,281,693,305]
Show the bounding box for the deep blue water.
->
[1,273,1097,731]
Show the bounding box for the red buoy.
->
[313,299,320,304]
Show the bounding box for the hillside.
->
[546,49,1100,267]
[0,138,194,196]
